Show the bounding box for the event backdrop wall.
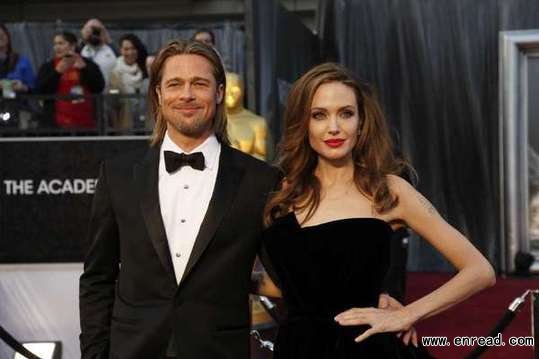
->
[0,138,149,262]
[246,0,320,157]
[6,21,246,79]
[320,0,539,271]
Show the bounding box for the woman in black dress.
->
[257,63,495,358]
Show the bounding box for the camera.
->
[88,26,102,46]
[91,26,101,36]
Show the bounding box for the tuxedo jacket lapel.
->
[180,145,244,286]
[134,146,176,282]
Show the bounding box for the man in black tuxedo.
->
[79,39,280,359]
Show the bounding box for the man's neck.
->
[167,127,213,153]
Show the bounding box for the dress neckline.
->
[286,212,395,233]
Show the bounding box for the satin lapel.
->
[180,145,244,286]
[133,146,176,281]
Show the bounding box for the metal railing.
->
[0,93,153,137]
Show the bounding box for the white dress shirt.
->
[158,131,221,283]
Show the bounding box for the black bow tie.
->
[164,151,205,172]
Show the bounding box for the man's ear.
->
[216,83,224,104]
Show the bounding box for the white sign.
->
[2,178,98,195]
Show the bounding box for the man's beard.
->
[165,113,213,138]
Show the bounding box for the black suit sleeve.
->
[79,161,120,359]
[80,59,105,94]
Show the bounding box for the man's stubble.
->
[165,113,214,139]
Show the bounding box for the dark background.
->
[0,138,148,262]
[317,0,539,271]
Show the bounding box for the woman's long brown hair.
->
[263,62,413,226]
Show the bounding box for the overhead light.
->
[1,112,11,121]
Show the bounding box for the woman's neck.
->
[122,56,136,67]
[315,156,355,187]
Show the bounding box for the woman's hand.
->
[334,305,416,344]
[11,80,28,93]
[73,54,86,69]
[378,293,418,346]
[55,55,76,74]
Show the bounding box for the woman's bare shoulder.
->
[386,174,440,222]
[386,174,415,197]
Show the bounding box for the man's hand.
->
[378,293,418,347]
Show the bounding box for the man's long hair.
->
[263,62,413,226]
[148,39,229,146]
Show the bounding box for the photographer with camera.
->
[80,18,115,90]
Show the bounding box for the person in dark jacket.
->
[36,31,104,129]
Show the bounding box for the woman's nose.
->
[327,117,340,135]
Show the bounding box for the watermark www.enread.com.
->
[421,333,534,347]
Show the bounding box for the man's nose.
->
[179,84,195,101]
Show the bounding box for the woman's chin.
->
[318,152,353,165]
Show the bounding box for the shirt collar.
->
[161,131,220,171]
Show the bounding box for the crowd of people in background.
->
[0,18,217,132]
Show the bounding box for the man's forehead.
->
[161,54,215,79]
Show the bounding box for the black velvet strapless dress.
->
[261,212,430,359]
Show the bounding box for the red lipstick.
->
[324,139,345,148]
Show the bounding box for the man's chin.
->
[166,118,212,139]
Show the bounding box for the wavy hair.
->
[148,39,229,146]
[264,62,413,225]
